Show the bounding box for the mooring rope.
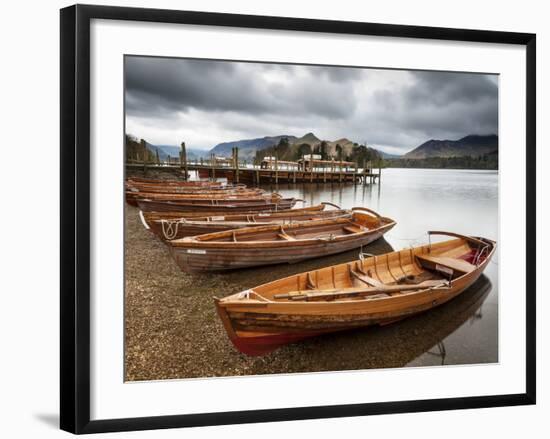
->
[161,220,181,240]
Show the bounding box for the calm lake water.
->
[251,168,499,367]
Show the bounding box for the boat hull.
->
[170,226,393,271]
[219,261,488,355]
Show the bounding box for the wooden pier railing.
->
[126,143,381,185]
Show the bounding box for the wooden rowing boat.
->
[127,177,224,187]
[139,202,334,224]
[142,207,353,241]
[126,186,270,202]
[214,231,496,355]
[130,191,279,201]
[136,197,299,212]
[126,185,264,195]
[125,179,255,205]
[126,188,266,206]
[168,207,395,271]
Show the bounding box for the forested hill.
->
[385,150,498,170]
[403,134,498,159]
[252,135,382,165]
[385,134,498,169]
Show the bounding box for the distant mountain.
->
[144,143,207,161]
[209,135,298,160]
[143,142,167,160]
[326,138,355,157]
[207,132,393,164]
[378,150,402,159]
[208,133,360,161]
[249,132,385,166]
[293,132,321,146]
[154,145,181,159]
[403,134,498,159]
[155,145,206,161]
[385,151,498,170]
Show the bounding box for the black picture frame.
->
[60,4,536,434]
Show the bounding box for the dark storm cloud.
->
[125,57,267,115]
[322,66,364,82]
[125,57,355,120]
[125,56,498,152]
[407,71,498,106]
[365,70,498,147]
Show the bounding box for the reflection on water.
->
[249,168,499,367]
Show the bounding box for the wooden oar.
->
[273,279,449,301]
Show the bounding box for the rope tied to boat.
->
[235,289,269,301]
[236,289,251,299]
[161,220,181,240]
[473,244,490,266]
[318,233,336,242]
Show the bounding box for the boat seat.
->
[415,254,476,276]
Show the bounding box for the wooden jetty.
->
[126,142,382,185]
[126,158,381,185]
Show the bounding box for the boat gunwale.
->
[139,203,329,224]
[151,210,352,228]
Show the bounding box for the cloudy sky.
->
[125,56,498,154]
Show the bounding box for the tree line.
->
[125,134,159,163]
[253,137,382,166]
[383,150,498,170]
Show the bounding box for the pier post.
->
[378,160,382,184]
[275,154,279,185]
[180,141,188,180]
[234,147,240,183]
[231,147,235,181]
[211,153,215,181]
[293,170,296,183]
[140,139,147,174]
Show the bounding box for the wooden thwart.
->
[349,267,384,287]
[273,279,449,301]
[416,254,476,275]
